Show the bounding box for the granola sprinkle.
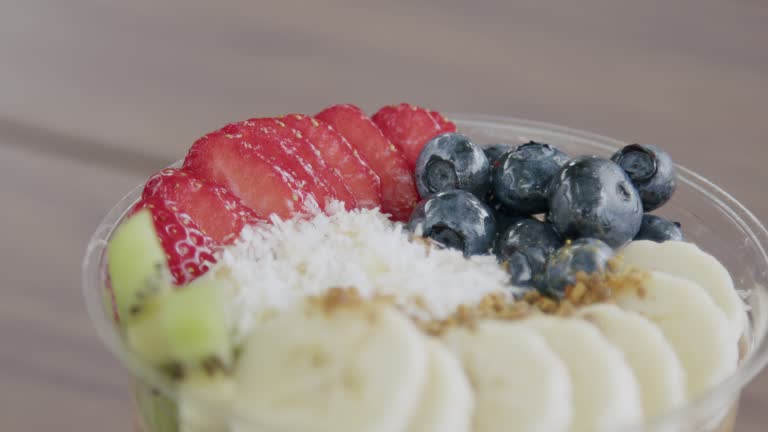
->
[306,260,651,337]
[417,258,651,336]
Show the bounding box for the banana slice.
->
[232,300,428,432]
[613,270,738,398]
[521,316,643,432]
[407,340,474,432]
[576,304,686,419]
[443,321,572,432]
[620,240,745,342]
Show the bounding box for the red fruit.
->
[372,103,457,169]
[429,110,457,133]
[246,117,355,210]
[131,197,218,286]
[143,168,263,244]
[316,104,419,221]
[183,124,316,220]
[280,113,382,209]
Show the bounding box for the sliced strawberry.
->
[143,168,263,244]
[183,124,317,219]
[130,196,218,286]
[245,117,354,210]
[372,103,457,169]
[428,110,457,133]
[316,104,419,221]
[280,113,382,209]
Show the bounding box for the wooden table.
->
[1,1,766,430]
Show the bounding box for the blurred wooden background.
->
[1,0,767,430]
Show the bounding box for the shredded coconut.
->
[220,202,511,343]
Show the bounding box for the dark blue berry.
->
[634,214,684,242]
[491,142,569,215]
[483,143,515,169]
[495,219,563,277]
[548,156,643,248]
[543,238,614,297]
[406,190,496,256]
[505,252,534,288]
[611,144,676,211]
[494,212,531,240]
[414,133,489,199]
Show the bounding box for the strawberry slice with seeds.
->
[239,118,338,210]
[372,103,457,169]
[247,117,355,210]
[130,196,218,286]
[183,124,318,219]
[143,168,264,244]
[280,113,382,209]
[428,110,457,133]
[316,104,419,221]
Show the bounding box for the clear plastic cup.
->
[83,114,768,432]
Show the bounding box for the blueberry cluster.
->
[407,133,683,298]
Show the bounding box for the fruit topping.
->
[483,142,514,169]
[107,209,172,322]
[548,156,643,248]
[233,297,428,432]
[493,213,531,242]
[126,275,232,378]
[316,104,418,221]
[279,113,382,209]
[406,340,474,432]
[522,317,643,431]
[611,144,676,211]
[414,132,490,199]
[619,240,746,342]
[107,208,231,380]
[372,103,456,169]
[444,321,572,432]
[427,110,457,134]
[543,238,614,297]
[577,304,686,419]
[130,198,218,287]
[143,168,263,245]
[133,381,179,432]
[494,219,563,287]
[634,214,684,242]
[244,117,344,210]
[183,122,318,219]
[613,271,737,398]
[407,190,496,257]
[492,141,569,215]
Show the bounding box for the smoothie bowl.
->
[83,104,768,432]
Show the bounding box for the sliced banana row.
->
[619,240,746,343]
[443,321,573,432]
[201,241,742,432]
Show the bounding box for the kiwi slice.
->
[107,209,171,323]
[177,374,235,432]
[134,380,179,432]
[126,276,232,378]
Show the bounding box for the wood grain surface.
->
[1,0,766,430]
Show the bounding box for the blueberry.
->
[491,141,569,215]
[406,190,496,256]
[543,238,614,297]
[415,133,490,199]
[506,252,534,287]
[611,144,676,211]
[548,156,643,248]
[483,143,515,169]
[634,214,684,242]
[494,212,530,240]
[495,219,563,276]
